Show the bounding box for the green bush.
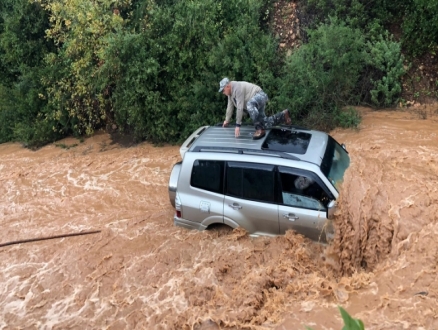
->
[365,33,405,107]
[300,0,369,30]
[13,116,61,149]
[0,85,15,143]
[402,0,438,56]
[0,73,62,146]
[37,0,128,138]
[334,107,361,128]
[99,0,279,143]
[0,0,418,147]
[276,17,364,130]
[299,0,410,31]
[275,17,403,125]
[300,0,436,58]
[0,0,56,145]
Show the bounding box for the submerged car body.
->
[168,125,350,242]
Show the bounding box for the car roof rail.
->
[191,146,301,161]
[276,124,311,131]
[213,122,255,127]
[214,122,311,131]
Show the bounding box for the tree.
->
[36,0,129,136]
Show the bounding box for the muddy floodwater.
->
[1,107,438,329]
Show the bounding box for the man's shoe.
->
[253,129,266,140]
[283,109,291,125]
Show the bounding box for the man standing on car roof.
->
[219,77,291,139]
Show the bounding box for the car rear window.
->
[262,129,311,154]
[191,160,224,193]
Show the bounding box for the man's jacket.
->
[225,81,261,124]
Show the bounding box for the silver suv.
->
[168,125,350,242]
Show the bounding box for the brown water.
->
[1,107,437,329]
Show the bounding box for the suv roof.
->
[181,125,328,166]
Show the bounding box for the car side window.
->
[278,170,329,211]
[191,160,224,194]
[226,162,275,203]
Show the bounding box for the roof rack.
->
[214,122,255,127]
[275,125,311,131]
[191,146,301,161]
[214,122,311,131]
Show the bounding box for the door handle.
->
[228,203,242,210]
[283,213,299,221]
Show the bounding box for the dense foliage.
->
[299,0,438,56]
[401,0,438,56]
[39,0,131,138]
[0,0,61,146]
[0,0,434,147]
[98,0,279,142]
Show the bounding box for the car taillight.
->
[175,194,182,218]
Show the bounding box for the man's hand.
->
[222,120,229,127]
[235,126,240,137]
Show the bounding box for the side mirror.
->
[327,200,337,219]
[341,143,347,151]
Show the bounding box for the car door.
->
[223,162,279,236]
[181,159,225,224]
[277,167,332,241]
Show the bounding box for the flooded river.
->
[1,106,437,329]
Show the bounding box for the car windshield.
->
[320,136,350,192]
